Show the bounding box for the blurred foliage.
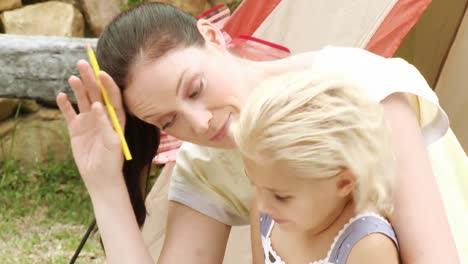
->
[120,0,144,11]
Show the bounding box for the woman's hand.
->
[56,60,127,193]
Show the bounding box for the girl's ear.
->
[335,169,356,197]
[196,19,227,48]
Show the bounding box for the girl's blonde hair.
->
[231,71,395,215]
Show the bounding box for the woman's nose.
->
[185,108,212,135]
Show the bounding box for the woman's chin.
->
[195,137,236,149]
[211,140,237,149]
[210,135,237,149]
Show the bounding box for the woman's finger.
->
[77,60,102,103]
[93,102,121,147]
[68,75,91,113]
[56,92,76,124]
[99,71,126,127]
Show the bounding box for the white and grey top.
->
[259,212,399,264]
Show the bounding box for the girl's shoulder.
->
[327,212,399,264]
[345,232,400,264]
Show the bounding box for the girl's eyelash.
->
[274,195,291,202]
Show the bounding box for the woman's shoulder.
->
[288,46,387,75]
[312,45,384,61]
[178,142,240,161]
[175,143,244,177]
[297,46,448,145]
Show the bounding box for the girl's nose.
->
[256,191,274,216]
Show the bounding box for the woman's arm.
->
[158,201,231,264]
[91,180,154,264]
[382,93,459,263]
[250,199,265,264]
[57,66,154,263]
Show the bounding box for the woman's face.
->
[124,45,247,149]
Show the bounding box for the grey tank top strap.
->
[328,214,399,264]
[260,212,273,237]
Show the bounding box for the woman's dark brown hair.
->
[96,2,205,227]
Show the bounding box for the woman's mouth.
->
[210,114,231,141]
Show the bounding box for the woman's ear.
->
[335,169,356,197]
[196,19,227,48]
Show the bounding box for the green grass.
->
[0,158,105,263]
[120,0,144,11]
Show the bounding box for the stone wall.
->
[0,0,241,166]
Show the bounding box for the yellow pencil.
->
[86,43,132,161]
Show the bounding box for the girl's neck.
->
[303,198,356,245]
[271,199,357,263]
[302,200,381,247]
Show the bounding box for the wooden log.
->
[0,34,97,104]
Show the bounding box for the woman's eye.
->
[162,115,177,130]
[189,80,204,99]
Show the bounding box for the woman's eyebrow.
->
[175,68,189,96]
[143,69,190,121]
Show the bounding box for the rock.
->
[19,99,40,114]
[22,0,79,7]
[0,118,16,138]
[0,0,21,12]
[37,108,62,120]
[1,1,84,37]
[81,0,125,36]
[0,34,97,104]
[149,0,212,17]
[0,98,19,121]
[0,109,71,167]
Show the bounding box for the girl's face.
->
[244,158,354,233]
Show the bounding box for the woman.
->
[56,3,459,263]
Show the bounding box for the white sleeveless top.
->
[168,46,449,226]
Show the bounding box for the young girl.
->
[232,71,400,264]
